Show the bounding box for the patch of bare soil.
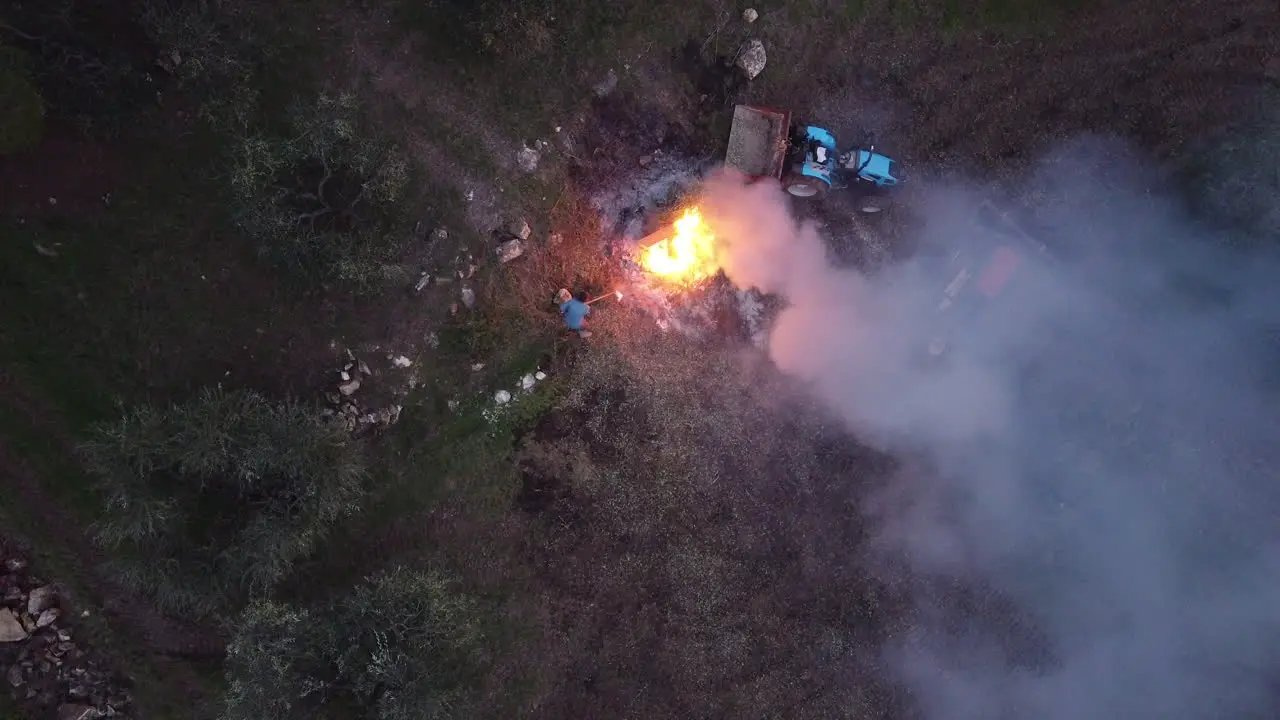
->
[345,14,517,236]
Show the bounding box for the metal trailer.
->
[724,104,793,182]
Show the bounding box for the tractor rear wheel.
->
[783,173,828,199]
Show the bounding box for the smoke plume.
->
[700,146,1280,719]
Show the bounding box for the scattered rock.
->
[0,608,27,642]
[546,232,563,248]
[391,355,413,368]
[535,371,547,381]
[508,219,532,240]
[471,363,485,372]
[743,7,758,22]
[497,239,524,263]
[0,552,136,718]
[516,145,539,172]
[338,378,361,396]
[425,332,440,349]
[593,69,618,98]
[494,390,512,405]
[413,273,430,292]
[27,585,54,615]
[520,374,536,391]
[431,227,448,243]
[340,370,350,382]
[736,39,767,79]
[358,360,372,376]
[460,286,476,309]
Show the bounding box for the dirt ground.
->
[1,0,1278,717]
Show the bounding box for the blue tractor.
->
[783,124,903,201]
[724,105,903,210]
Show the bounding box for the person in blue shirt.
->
[556,288,592,338]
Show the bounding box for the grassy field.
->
[0,0,1276,717]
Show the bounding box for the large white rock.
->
[736,40,767,79]
[743,8,759,22]
[0,609,28,642]
[497,239,524,263]
[516,145,539,172]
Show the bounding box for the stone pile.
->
[321,348,408,436]
[1,556,133,720]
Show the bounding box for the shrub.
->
[228,92,413,289]
[221,568,485,720]
[81,387,368,618]
[137,0,261,133]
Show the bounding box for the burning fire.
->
[639,207,719,286]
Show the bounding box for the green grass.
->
[390,0,719,136]
[0,127,234,410]
[382,325,564,511]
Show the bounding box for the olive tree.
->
[81,387,367,618]
[228,92,412,288]
[221,568,485,720]
[137,0,260,132]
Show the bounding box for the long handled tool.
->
[586,290,623,306]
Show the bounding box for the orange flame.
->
[639,207,719,286]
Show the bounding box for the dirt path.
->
[345,16,517,237]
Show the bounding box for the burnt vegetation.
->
[0,0,1278,719]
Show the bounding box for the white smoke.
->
[699,147,1280,719]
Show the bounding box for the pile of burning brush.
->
[634,206,720,288]
[610,203,765,340]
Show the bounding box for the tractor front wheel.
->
[783,173,828,199]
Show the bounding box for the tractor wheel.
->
[783,173,828,199]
